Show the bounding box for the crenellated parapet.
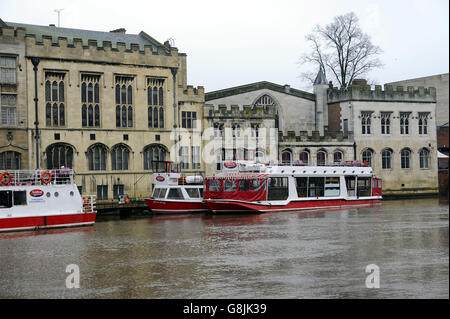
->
[179,85,205,104]
[327,83,437,104]
[279,130,354,143]
[203,103,277,119]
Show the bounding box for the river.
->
[0,197,448,299]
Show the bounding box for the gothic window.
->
[115,76,134,128]
[1,94,16,126]
[381,112,391,134]
[111,144,130,170]
[362,149,374,167]
[214,123,224,137]
[0,151,21,170]
[45,72,66,127]
[317,150,327,166]
[401,148,411,169]
[299,151,309,165]
[143,144,168,171]
[0,56,16,83]
[418,113,429,135]
[87,144,107,171]
[253,94,275,107]
[361,112,371,134]
[147,78,165,129]
[46,143,74,169]
[81,74,101,127]
[419,148,430,169]
[381,148,392,169]
[333,151,343,164]
[400,112,410,135]
[281,149,292,165]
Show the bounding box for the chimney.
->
[110,28,126,34]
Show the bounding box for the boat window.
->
[250,179,260,191]
[224,180,237,192]
[238,179,250,191]
[199,188,203,197]
[159,188,167,199]
[308,177,324,197]
[268,177,289,200]
[357,177,371,197]
[167,188,184,199]
[345,176,356,197]
[208,180,221,192]
[260,179,267,191]
[153,188,161,198]
[13,191,27,206]
[0,191,12,208]
[186,188,200,198]
[295,177,308,197]
[324,177,340,197]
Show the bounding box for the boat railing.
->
[267,160,369,167]
[0,168,75,186]
[82,195,96,213]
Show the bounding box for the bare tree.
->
[299,12,383,89]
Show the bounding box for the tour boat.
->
[0,168,97,232]
[144,161,208,214]
[203,160,382,214]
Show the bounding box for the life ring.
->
[0,171,12,185]
[41,171,52,184]
[124,195,131,204]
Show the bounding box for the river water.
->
[0,197,448,299]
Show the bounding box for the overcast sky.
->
[1,0,448,92]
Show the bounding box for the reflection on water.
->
[0,197,448,298]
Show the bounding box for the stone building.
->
[205,72,439,196]
[0,19,204,201]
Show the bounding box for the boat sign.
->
[223,162,237,169]
[30,189,44,197]
[156,176,165,182]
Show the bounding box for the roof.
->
[3,20,167,52]
[313,68,327,85]
[205,81,316,101]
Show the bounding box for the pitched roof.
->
[205,81,315,101]
[4,20,167,52]
[313,68,327,85]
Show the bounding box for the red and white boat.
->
[203,160,382,214]
[144,161,208,214]
[0,169,96,232]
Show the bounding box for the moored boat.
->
[0,168,96,232]
[144,161,208,214]
[203,160,382,214]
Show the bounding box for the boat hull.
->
[144,198,209,214]
[0,212,97,232]
[205,198,381,214]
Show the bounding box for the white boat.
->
[203,160,382,213]
[0,168,96,232]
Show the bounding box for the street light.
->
[31,57,40,169]
[54,9,64,27]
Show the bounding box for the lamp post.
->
[170,67,178,167]
[31,57,40,169]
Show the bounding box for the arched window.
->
[333,151,343,164]
[159,87,163,106]
[128,106,133,128]
[153,107,158,128]
[115,84,120,104]
[46,103,52,126]
[401,148,411,169]
[148,107,153,128]
[253,94,275,107]
[82,104,87,127]
[147,88,152,105]
[94,83,99,103]
[94,105,100,127]
[381,148,392,169]
[52,81,58,101]
[88,105,93,127]
[45,81,51,101]
[0,151,21,170]
[281,149,292,165]
[59,82,64,102]
[45,73,65,127]
[419,148,430,169]
[317,150,327,166]
[59,103,65,126]
[87,144,107,171]
[46,143,74,169]
[299,151,309,165]
[143,144,168,171]
[87,83,93,102]
[153,87,158,106]
[121,106,127,127]
[111,144,130,170]
[115,106,120,127]
[159,107,164,128]
[362,149,374,167]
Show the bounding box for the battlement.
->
[327,83,437,103]
[204,103,277,119]
[279,130,354,143]
[179,85,205,103]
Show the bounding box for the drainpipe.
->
[353,141,357,160]
[31,57,40,169]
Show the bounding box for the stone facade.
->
[0,20,204,201]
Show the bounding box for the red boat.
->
[144,161,208,214]
[0,169,96,232]
[203,161,382,214]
